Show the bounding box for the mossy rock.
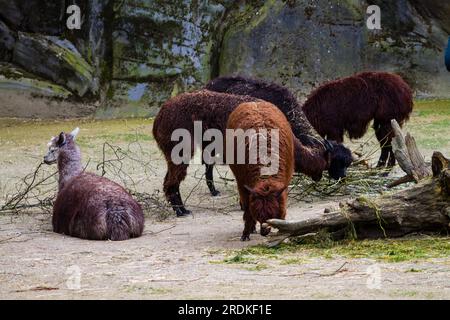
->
[112,0,227,86]
[12,32,95,97]
[219,0,450,99]
[0,63,71,98]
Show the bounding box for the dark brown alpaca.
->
[227,101,294,241]
[205,76,353,180]
[43,128,144,240]
[153,90,327,216]
[153,90,259,216]
[302,71,413,167]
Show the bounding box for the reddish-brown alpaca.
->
[302,71,413,167]
[227,102,294,241]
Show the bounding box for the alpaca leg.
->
[163,162,191,216]
[237,195,256,234]
[205,164,220,196]
[238,189,255,241]
[241,210,256,241]
[387,147,396,167]
[377,147,390,168]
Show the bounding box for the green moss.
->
[50,43,94,81]
[244,0,278,32]
[0,77,72,99]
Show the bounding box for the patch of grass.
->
[244,263,269,271]
[413,99,450,117]
[392,290,418,298]
[0,118,153,148]
[294,235,450,262]
[407,99,450,152]
[406,268,423,273]
[223,252,254,264]
[225,236,450,264]
[125,285,171,295]
[280,257,308,265]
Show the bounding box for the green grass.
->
[400,99,450,154]
[413,99,450,117]
[0,118,154,148]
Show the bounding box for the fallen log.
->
[266,120,450,247]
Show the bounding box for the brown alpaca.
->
[43,128,144,240]
[302,71,413,167]
[153,90,259,216]
[227,101,294,241]
[153,89,322,216]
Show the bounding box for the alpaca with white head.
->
[44,128,144,240]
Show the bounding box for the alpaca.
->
[227,101,294,241]
[43,128,144,240]
[205,76,353,180]
[302,71,413,167]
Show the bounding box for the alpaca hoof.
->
[175,209,185,217]
[210,190,221,197]
[380,171,390,177]
[240,235,250,241]
[183,209,192,215]
[175,208,191,217]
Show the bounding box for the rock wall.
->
[0,0,448,118]
[220,0,450,100]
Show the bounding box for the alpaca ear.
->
[70,127,80,140]
[57,132,66,146]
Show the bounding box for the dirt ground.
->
[0,100,449,299]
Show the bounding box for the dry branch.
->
[388,119,432,187]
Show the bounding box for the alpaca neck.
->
[57,147,82,191]
[293,137,327,180]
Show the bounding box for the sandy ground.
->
[2,206,450,299]
[0,102,449,299]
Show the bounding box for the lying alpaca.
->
[205,76,353,179]
[302,71,413,167]
[227,101,294,241]
[43,128,144,240]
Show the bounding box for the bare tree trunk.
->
[388,119,432,187]
[266,120,450,247]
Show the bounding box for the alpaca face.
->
[327,142,353,180]
[245,182,287,236]
[44,128,79,165]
